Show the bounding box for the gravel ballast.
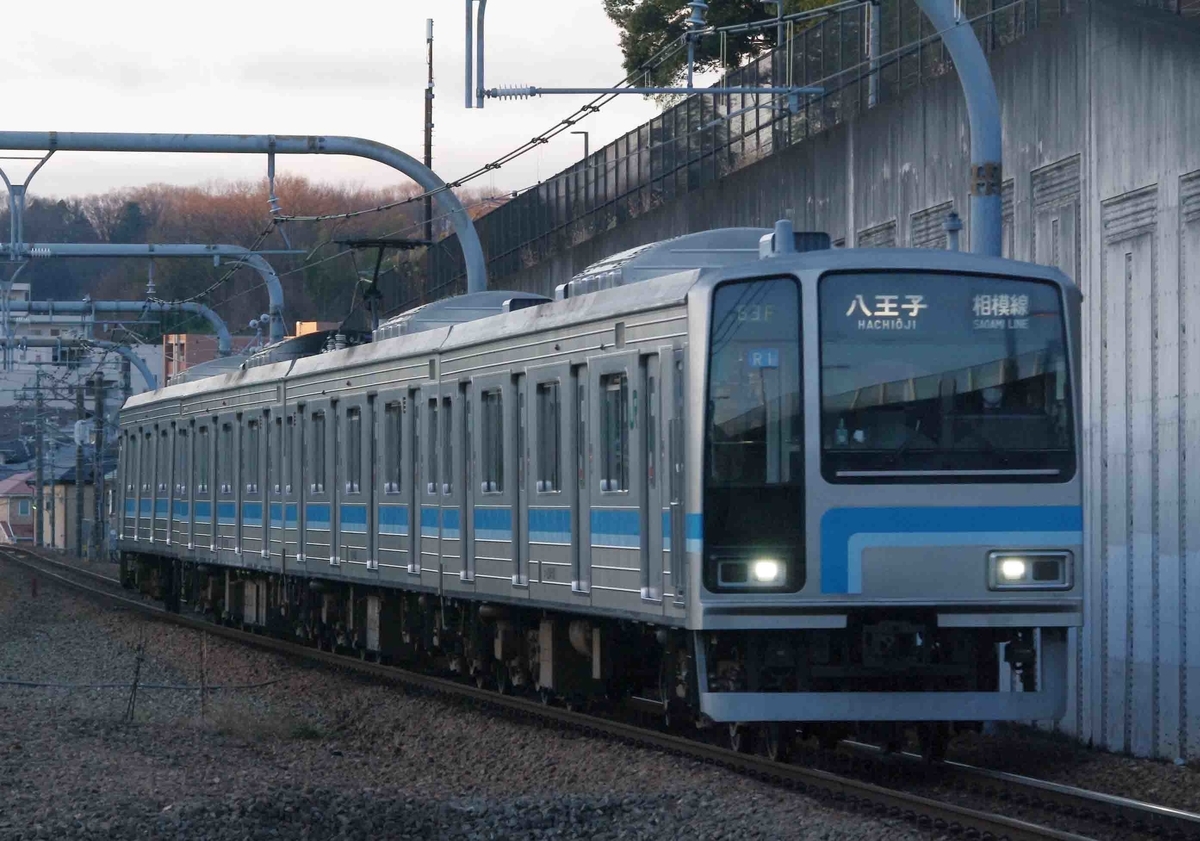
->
[0,559,921,841]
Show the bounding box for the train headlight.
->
[998,558,1028,582]
[751,559,782,583]
[988,551,1073,590]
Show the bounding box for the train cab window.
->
[284,417,294,494]
[157,432,169,492]
[346,407,362,494]
[196,426,210,494]
[244,420,260,494]
[600,374,629,493]
[442,396,453,495]
[218,423,234,494]
[175,430,189,495]
[536,383,560,493]
[480,390,504,493]
[426,399,438,495]
[384,403,402,494]
[818,272,1076,482]
[310,412,326,494]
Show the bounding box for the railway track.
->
[5,546,1193,841]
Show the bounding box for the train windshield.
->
[819,272,1075,482]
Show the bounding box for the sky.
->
[1,0,668,201]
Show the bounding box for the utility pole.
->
[424,18,435,245]
[91,372,105,559]
[120,354,132,406]
[34,370,44,547]
[75,381,85,558]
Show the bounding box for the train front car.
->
[687,242,1082,750]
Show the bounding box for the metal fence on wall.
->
[418,0,1192,302]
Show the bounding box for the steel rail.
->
[0,547,1097,841]
[842,740,1200,840]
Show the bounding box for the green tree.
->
[603,0,832,86]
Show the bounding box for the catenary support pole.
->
[425,18,435,245]
[475,0,487,109]
[912,0,1002,256]
[0,132,488,295]
[465,0,474,108]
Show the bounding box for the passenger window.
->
[600,374,629,492]
[384,403,402,493]
[442,396,453,495]
[536,383,560,493]
[176,430,189,495]
[219,423,234,494]
[310,412,326,494]
[480,390,503,493]
[196,426,210,494]
[346,407,362,493]
[245,420,260,494]
[426,399,438,495]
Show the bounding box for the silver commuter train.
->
[117,222,1082,752]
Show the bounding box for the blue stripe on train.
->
[341,503,368,534]
[194,501,212,524]
[529,507,570,544]
[591,508,640,549]
[442,508,461,540]
[285,503,298,529]
[217,501,237,526]
[125,498,136,516]
[420,506,439,538]
[307,503,331,530]
[379,504,408,536]
[819,505,1084,595]
[154,499,168,517]
[139,499,151,516]
[270,503,284,529]
[242,502,263,528]
[475,507,513,542]
[173,501,189,522]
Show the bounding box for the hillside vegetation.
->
[0,177,497,338]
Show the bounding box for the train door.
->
[365,395,378,571]
[241,415,264,560]
[303,405,333,566]
[643,352,664,603]
[336,399,373,568]
[459,383,474,582]
[572,364,590,594]
[470,373,516,593]
[154,427,169,545]
[514,372,530,587]
[269,416,283,562]
[527,363,572,594]
[407,388,421,575]
[283,414,301,565]
[331,401,342,565]
[194,423,212,553]
[437,383,466,585]
[418,383,442,590]
[375,393,404,572]
[138,429,151,541]
[668,349,687,607]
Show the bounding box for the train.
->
[116,219,1083,760]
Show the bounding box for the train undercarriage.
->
[120,551,1046,762]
